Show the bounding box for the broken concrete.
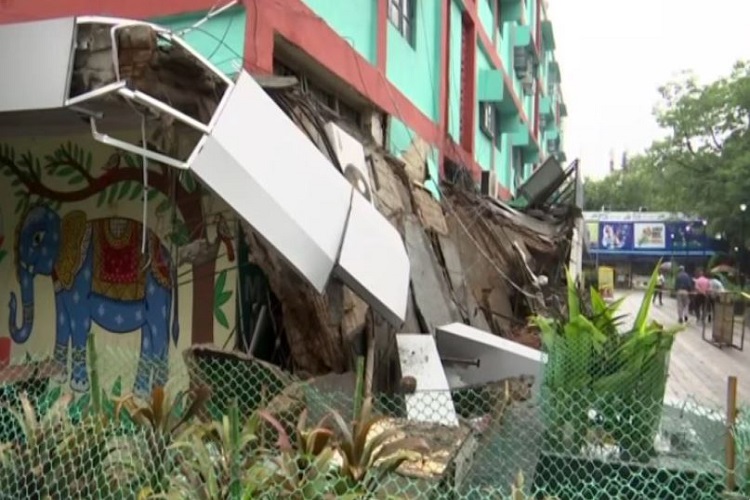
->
[404,216,462,333]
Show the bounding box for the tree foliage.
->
[584,61,750,246]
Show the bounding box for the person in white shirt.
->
[653,272,665,306]
[707,275,725,322]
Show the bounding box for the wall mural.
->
[0,137,236,396]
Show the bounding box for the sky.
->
[548,0,750,180]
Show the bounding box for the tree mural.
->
[0,141,235,346]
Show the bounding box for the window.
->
[479,102,495,139]
[389,0,416,46]
[272,59,363,127]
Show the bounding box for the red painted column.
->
[376,0,388,74]
[244,2,274,74]
[437,0,450,177]
[459,13,476,157]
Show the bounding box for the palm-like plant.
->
[324,397,429,490]
[115,383,211,494]
[535,264,681,460]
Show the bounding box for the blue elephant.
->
[9,205,179,397]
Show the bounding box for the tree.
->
[584,61,750,248]
[0,141,234,346]
[651,62,750,244]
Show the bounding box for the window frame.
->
[479,102,495,139]
[388,0,416,47]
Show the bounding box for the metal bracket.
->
[89,117,188,169]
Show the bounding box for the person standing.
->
[707,274,725,322]
[694,270,711,322]
[653,271,665,306]
[675,266,693,324]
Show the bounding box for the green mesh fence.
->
[0,335,743,499]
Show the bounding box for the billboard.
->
[584,217,711,255]
[634,223,666,249]
[599,222,631,250]
[586,222,599,250]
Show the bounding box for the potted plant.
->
[530,266,723,497]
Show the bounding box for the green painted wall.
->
[448,0,463,141]
[388,118,440,197]
[302,0,378,64]
[156,7,246,76]
[478,0,494,40]
[386,0,441,120]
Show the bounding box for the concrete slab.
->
[435,323,545,392]
[396,334,459,427]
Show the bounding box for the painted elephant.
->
[9,205,179,397]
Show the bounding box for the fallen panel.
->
[437,235,491,331]
[435,323,545,390]
[397,334,458,427]
[335,193,410,325]
[0,17,411,325]
[190,72,352,292]
[0,18,75,112]
[404,216,460,332]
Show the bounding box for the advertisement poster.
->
[586,222,599,249]
[599,222,631,250]
[598,266,614,298]
[666,222,707,250]
[634,223,666,249]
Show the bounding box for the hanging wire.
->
[140,115,149,256]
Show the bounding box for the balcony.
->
[477,69,506,103]
[500,0,524,23]
[548,60,561,84]
[540,95,553,126]
[541,20,556,51]
[510,125,540,164]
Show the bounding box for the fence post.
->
[726,375,738,492]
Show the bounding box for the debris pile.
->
[230,84,578,390]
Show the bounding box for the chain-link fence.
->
[0,334,745,500]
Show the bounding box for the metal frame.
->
[89,118,189,169]
[66,17,235,169]
[701,292,746,351]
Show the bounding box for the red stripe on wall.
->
[376,0,388,73]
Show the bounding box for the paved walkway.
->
[618,291,750,410]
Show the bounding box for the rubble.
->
[224,84,577,391]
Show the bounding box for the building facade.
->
[1,0,567,199]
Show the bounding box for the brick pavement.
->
[617,291,750,410]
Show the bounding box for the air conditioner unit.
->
[513,47,528,75]
[480,170,498,198]
[323,122,374,204]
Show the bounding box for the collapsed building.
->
[0,15,582,491]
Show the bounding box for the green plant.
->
[535,265,681,461]
[324,397,429,491]
[146,402,265,500]
[115,383,211,494]
[243,408,345,500]
[0,390,124,498]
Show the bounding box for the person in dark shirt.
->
[675,266,693,324]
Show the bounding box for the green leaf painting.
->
[213,269,233,329]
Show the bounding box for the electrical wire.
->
[140,116,149,255]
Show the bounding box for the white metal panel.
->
[435,323,545,390]
[0,18,75,112]
[190,72,352,292]
[335,193,409,325]
[396,334,458,427]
